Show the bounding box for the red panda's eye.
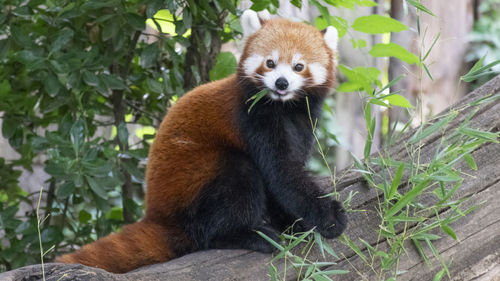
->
[266,60,275,69]
[294,63,304,72]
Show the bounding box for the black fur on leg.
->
[180,150,281,253]
[212,224,281,253]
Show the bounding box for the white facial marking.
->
[292,53,303,65]
[309,63,327,85]
[263,64,304,101]
[271,50,279,63]
[241,10,261,38]
[243,54,264,76]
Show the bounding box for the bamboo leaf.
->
[438,181,461,204]
[433,267,446,281]
[375,74,405,96]
[256,230,284,251]
[321,240,339,259]
[414,232,441,241]
[412,238,428,262]
[423,63,433,80]
[409,112,458,144]
[364,118,375,159]
[271,229,314,262]
[247,89,270,113]
[440,224,457,240]
[314,232,326,258]
[458,127,499,143]
[461,54,500,82]
[464,153,477,170]
[407,0,436,16]
[388,163,405,200]
[470,93,500,106]
[342,236,368,263]
[312,269,350,276]
[423,32,440,61]
[385,178,431,219]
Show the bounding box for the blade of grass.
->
[423,32,440,61]
[423,63,433,80]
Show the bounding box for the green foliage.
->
[369,43,420,64]
[0,0,239,270]
[351,15,407,34]
[461,54,500,82]
[210,52,238,81]
[0,159,33,271]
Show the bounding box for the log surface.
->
[2,75,499,281]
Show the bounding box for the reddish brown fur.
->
[145,75,244,219]
[56,220,175,273]
[56,76,244,273]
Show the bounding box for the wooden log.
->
[1,75,499,281]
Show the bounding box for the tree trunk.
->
[183,8,227,90]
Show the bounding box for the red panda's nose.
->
[275,77,289,90]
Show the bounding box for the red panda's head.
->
[238,10,338,102]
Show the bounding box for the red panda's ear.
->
[322,26,339,52]
[258,10,271,25]
[241,10,262,38]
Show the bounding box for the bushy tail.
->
[55,220,176,273]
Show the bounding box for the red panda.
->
[55,10,347,273]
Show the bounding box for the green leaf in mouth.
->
[246,88,270,114]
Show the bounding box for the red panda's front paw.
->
[315,199,348,239]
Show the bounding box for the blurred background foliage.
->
[0,0,498,271]
[467,0,500,87]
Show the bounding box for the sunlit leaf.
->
[370,43,419,64]
[352,15,407,34]
[384,94,413,108]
